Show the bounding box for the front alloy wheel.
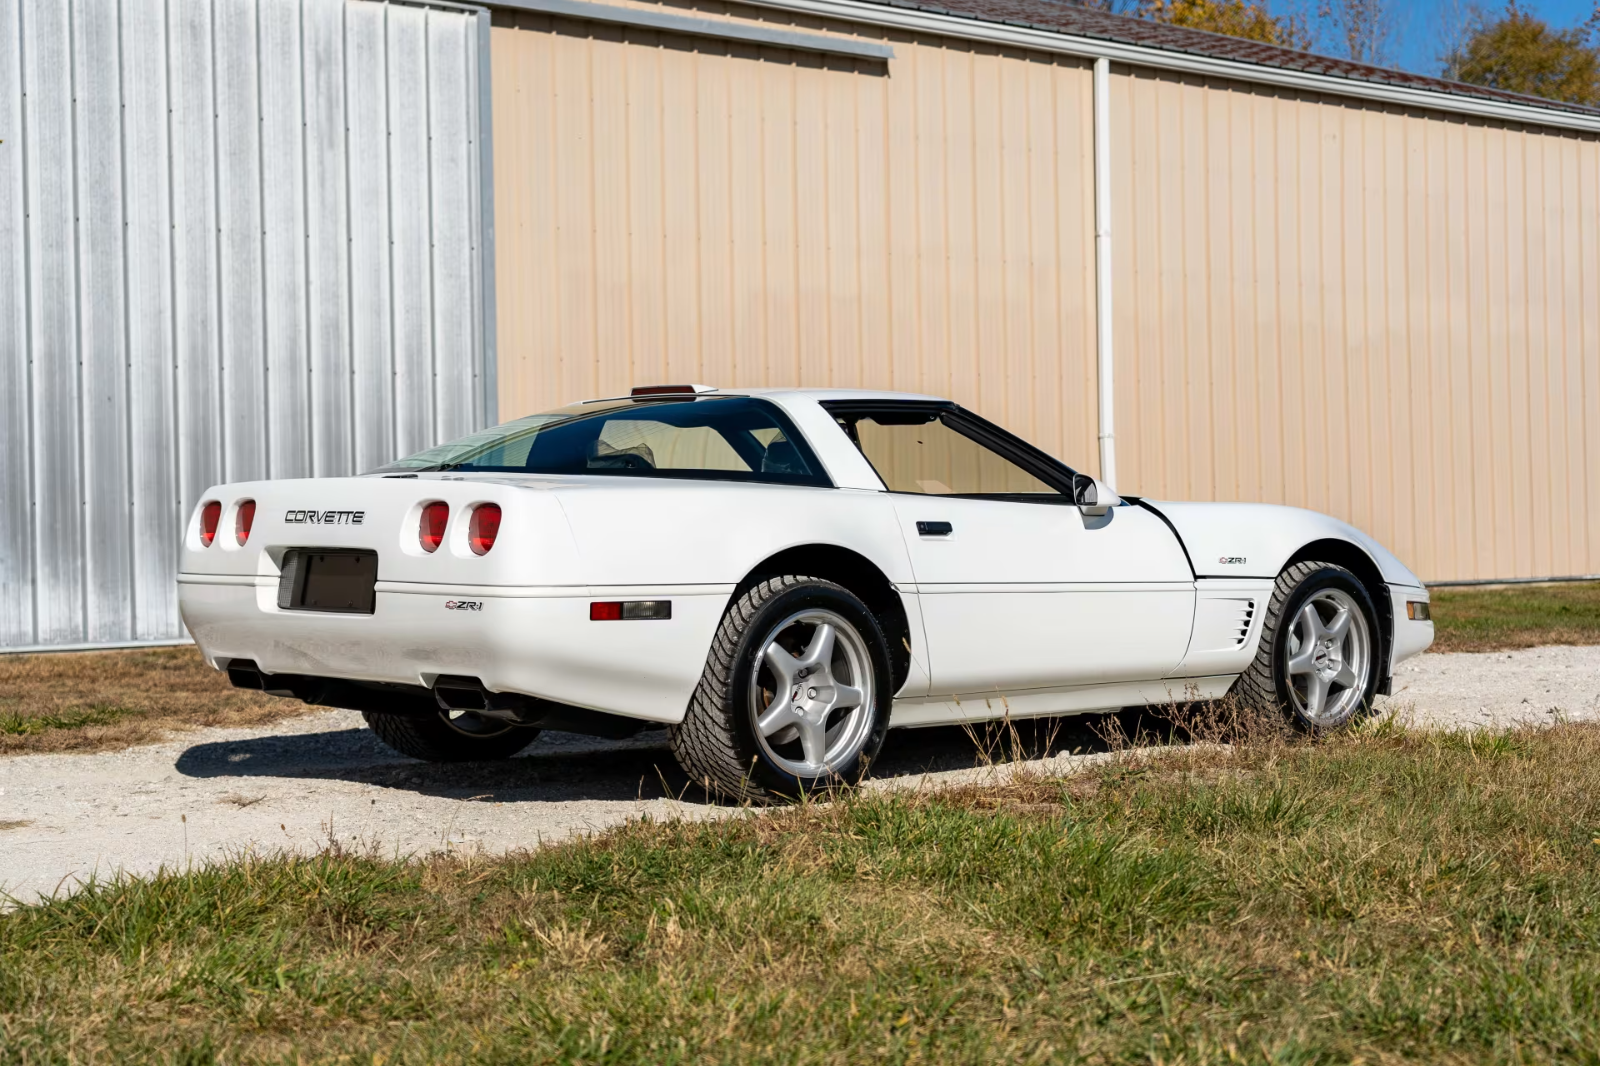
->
[1233,560,1382,730]
[1282,587,1372,725]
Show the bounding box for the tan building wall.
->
[490,7,1102,477]
[1110,67,1600,583]
[490,3,1600,583]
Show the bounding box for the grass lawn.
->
[4,721,1600,1063]
[0,646,307,755]
[1429,580,1600,653]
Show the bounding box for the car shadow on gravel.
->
[172,708,1161,805]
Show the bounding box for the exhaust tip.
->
[226,659,265,690]
[433,675,489,712]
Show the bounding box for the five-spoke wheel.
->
[671,575,892,800]
[1283,588,1372,725]
[748,609,876,779]
[1233,560,1382,730]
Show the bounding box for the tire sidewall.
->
[1271,566,1381,729]
[726,580,892,795]
[362,709,540,762]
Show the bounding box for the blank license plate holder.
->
[277,549,378,614]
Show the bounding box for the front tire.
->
[670,575,892,801]
[1234,561,1381,730]
[363,709,540,762]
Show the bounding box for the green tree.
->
[1444,4,1600,106]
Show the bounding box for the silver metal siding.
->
[24,0,85,647]
[0,0,491,650]
[123,0,179,640]
[0,0,32,644]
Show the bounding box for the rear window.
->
[374,396,830,487]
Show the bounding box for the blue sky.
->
[1267,0,1598,76]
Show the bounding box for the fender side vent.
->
[1233,600,1257,647]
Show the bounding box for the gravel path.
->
[3,645,1596,907]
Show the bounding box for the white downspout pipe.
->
[1092,56,1117,489]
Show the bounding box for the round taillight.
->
[469,504,501,556]
[199,501,222,547]
[419,502,449,553]
[235,500,256,546]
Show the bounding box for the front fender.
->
[1141,501,1423,587]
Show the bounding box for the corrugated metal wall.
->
[0,0,492,650]
[490,11,1101,470]
[1109,67,1600,583]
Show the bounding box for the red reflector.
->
[590,601,623,621]
[468,503,501,556]
[199,501,221,547]
[419,501,449,553]
[235,500,256,546]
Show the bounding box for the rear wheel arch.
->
[1284,539,1392,679]
[735,545,911,695]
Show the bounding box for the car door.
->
[826,402,1195,696]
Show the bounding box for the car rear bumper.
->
[178,577,734,724]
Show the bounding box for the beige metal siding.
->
[1111,67,1600,583]
[491,11,1101,471]
[491,7,1599,585]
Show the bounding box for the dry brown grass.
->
[0,646,314,755]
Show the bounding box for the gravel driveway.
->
[3,645,1597,907]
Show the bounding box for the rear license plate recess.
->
[277,549,378,614]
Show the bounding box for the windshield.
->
[373,396,830,487]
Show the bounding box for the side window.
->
[845,410,1062,498]
[593,420,750,472]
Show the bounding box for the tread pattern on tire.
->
[1232,560,1363,724]
[670,574,848,800]
[363,710,538,762]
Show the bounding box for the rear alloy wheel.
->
[363,709,539,762]
[671,575,891,801]
[1234,561,1381,730]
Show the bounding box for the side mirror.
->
[1073,474,1122,517]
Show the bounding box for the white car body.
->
[178,388,1434,732]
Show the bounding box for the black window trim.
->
[819,399,1085,502]
[394,395,835,489]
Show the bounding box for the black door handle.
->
[916,521,953,537]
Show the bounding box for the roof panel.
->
[857,0,1600,119]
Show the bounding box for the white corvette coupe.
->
[179,387,1434,798]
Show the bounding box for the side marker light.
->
[590,600,672,621]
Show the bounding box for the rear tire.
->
[363,710,539,762]
[670,575,892,801]
[1233,560,1381,730]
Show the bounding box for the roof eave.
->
[735,0,1600,134]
